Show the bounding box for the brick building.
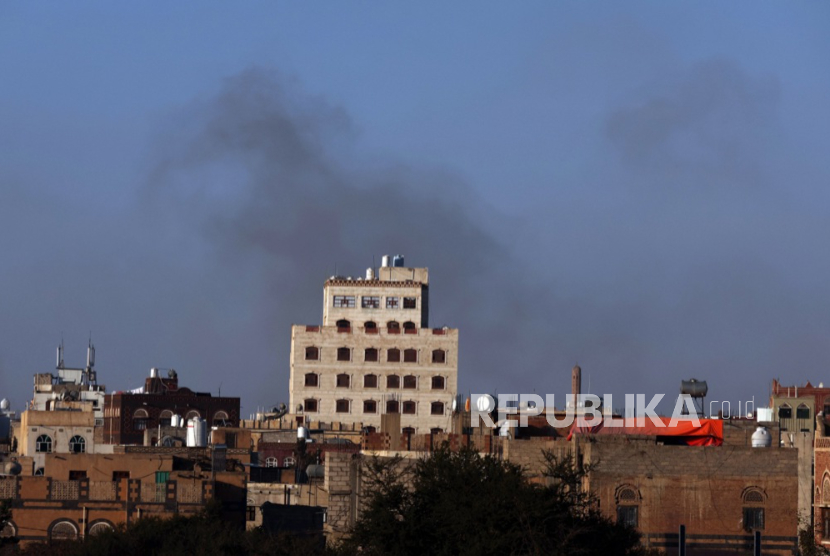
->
[103,369,240,445]
[288,256,459,433]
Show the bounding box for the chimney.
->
[572,365,582,405]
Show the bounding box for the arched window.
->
[387,375,400,388]
[431,376,445,390]
[403,401,417,414]
[336,399,350,413]
[778,404,792,419]
[185,410,201,420]
[1,521,16,539]
[213,411,229,426]
[430,428,443,434]
[387,321,400,334]
[133,408,149,431]
[430,402,444,415]
[283,456,296,467]
[743,489,765,503]
[797,404,810,420]
[336,374,351,388]
[336,319,351,331]
[69,435,86,454]
[304,373,319,387]
[265,457,279,468]
[364,400,377,414]
[365,348,379,362]
[403,426,415,435]
[403,349,418,363]
[88,521,114,536]
[616,486,639,528]
[35,434,52,453]
[50,520,78,541]
[304,399,318,413]
[403,375,417,389]
[159,410,173,427]
[364,374,378,388]
[305,346,319,361]
[337,347,351,362]
[742,487,766,531]
[432,349,446,364]
[386,400,399,414]
[403,321,416,334]
[822,477,830,506]
[364,321,378,333]
[387,348,401,362]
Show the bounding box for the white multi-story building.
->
[289,256,458,433]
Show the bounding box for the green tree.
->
[337,443,649,556]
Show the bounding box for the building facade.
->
[103,370,240,445]
[289,257,458,433]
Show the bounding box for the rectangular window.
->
[386,297,399,309]
[155,471,170,484]
[333,295,355,308]
[247,506,256,521]
[304,399,318,413]
[403,297,417,309]
[797,407,810,419]
[743,507,764,531]
[617,506,638,528]
[362,296,380,309]
[69,470,87,481]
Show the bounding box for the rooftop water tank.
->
[0,399,8,411]
[381,255,391,267]
[366,267,375,280]
[298,426,309,440]
[751,426,772,448]
[680,379,708,397]
[3,461,21,476]
[392,255,405,267]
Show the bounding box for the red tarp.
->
[566,416,723,446]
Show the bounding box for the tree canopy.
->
[337,444,649,556]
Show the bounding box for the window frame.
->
[363,400,377,414]
[69,435,86,454]
[431,376,445,390]
[430,402,445,415]
[336,373,351,388]
[361,296,380,309]
[336,399,351,414]
[386,297,399,309]
[304,373,319,387]
[333,295,355,308]
[35,434,52,453]
[304,399,318,413]
[387,375,400,389]
[337,347,351,362]
[305,346,320,361]
[403,297,417,309]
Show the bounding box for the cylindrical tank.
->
[0,399,9,411]
[171,415,181,428]
[298,426,309,440]
[186,419,196,447]
[194,418,207,447]
[3,461,21,476]
[751,426,772,448]
[366,267,375,280]
[306,464,325,479]
[150,368,159,378]
[680,379,708,397]
[392,255,405,267]
[381,255,390,267]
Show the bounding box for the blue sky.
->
[1,3,829,415]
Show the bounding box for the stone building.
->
[770,378,830,434]
[289,256,458,433]
[103,369,240,445]
[18,405,100,476]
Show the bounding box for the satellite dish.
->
[297,404,304,413]
[476,395,495,413]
